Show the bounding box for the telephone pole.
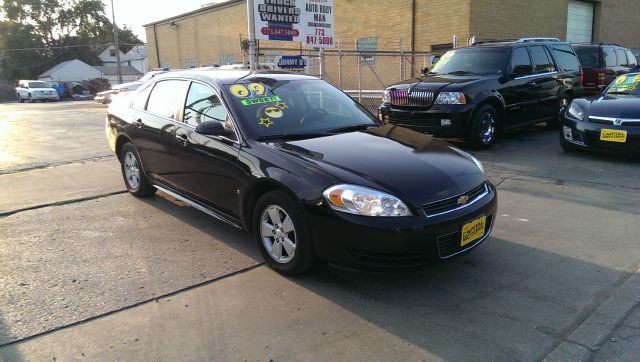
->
[110,0,123,84]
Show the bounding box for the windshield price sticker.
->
[241,96,282,106]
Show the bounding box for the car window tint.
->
[132,84,153,110]
[551,45,580,72]
[603,47,617,67]
[530,46,554,73]
[183,82,229,128]
[626,50,638,67]
[573,46,599,68]
[510,47,533,77]
[146,80,189,119]
[615,49,628,66]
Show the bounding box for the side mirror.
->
[195,121,231,137]
[597,85,607,95]
[421,67,429,75]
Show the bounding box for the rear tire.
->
[466,104,498,150]
[547,94,570,129]
[253,190,315,275]
[120,143,156,197]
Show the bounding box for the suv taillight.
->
[597,70,606,86]
[580,71,584,87]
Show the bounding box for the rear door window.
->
[615,49,628,66]
[510,47,533,77]
[530,46,556,73]
[550,44,581,72]
[626,50,638,67]
[603,47,617,67]
[573,46,599,68]
[146,80,190,119]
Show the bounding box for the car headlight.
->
[435,92,466,104]
[382,89,391,104]
[566,102,585,120]
[470,155,484,173]
[323,184,412,217]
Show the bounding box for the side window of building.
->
[615,49,628,66]
[146,80,190,119]
[626,50,638,68]
[603,47,617,67]
[530,46,555,73]
[510,47,533,77]
[132,84,153,110]
[551,45,580,72]
[183,82,229,128]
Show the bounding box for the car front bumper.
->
[32,93,59,100]
[560,115,640,155]
[378,104,475,137]
[305,182,498,269]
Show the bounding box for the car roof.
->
[151,69,318,87]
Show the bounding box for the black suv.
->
[379,38,583,148]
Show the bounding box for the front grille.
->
[589,117,640,127]
[390,90,435,108]
[424,182,489,217]
[437,215,493,258]
[348,249,426,267]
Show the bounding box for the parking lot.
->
[1,101,639,360]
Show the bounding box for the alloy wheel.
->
[479,112,496,144]
[260,205,297,263]
[123,151,141,190]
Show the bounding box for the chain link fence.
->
[258,48,437,113]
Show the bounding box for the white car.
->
[95,70,168,104]
[16,80,59,103]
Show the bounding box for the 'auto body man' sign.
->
[254,0,335,48]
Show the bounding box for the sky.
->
[102,0,228,43]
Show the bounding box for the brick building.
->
[144,0,640,70]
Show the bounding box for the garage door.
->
[566,0,594,43]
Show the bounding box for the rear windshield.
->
[28,81,49,88]
[550,44,581,72]
[573,46,599,69]
[429,47,509,76]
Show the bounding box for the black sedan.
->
[560,73,640,155]
[106,69,497,275]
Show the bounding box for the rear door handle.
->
[529,80,536,86]
[177,133,189,146]
[134,119,144,128]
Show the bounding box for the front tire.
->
[253,190,315,275]
[466,104,498,150]
[120,143,156,197]
[28,94,35,103]
[548,94,570,128]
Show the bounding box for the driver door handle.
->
[529,80,536,86]
[134,119,144,128]
[177,133,189,146]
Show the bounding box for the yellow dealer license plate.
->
[461,216,486,247]
[600,129,627,143]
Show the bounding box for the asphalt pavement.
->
[0,101,638,360]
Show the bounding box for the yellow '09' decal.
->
[230,85,250,98]
[248,83,266,96]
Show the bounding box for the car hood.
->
[112,81,142,91]
[583,95,640,118]
[268,125,486,206]
[386,74,494,92]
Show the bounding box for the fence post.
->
[319,48,325,80]
[338,50,343,88]
[356,39,362,103]
[400,39,406,81]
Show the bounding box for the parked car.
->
[15,80,60,103]
[572,43,639,96]
[379,38,583,149]
[560,72,640,155]
[96,70,168,104]
[106,69,497,274]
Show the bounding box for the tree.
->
[0,0,143,81]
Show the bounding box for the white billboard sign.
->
[254,0,335,48]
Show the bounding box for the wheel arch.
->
[472,95,505,130]
[241,179,304,233]
[115,134,134,161]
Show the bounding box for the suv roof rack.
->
[571,42,622,47]
[472,39,517,45]
[517,37,560,43]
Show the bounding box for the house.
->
[93,65,143,85]
[96,44,126,66]
[122,45,149,74]
[38,59,102,82]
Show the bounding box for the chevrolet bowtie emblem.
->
[457,195,470,205]
[614,119,623,126]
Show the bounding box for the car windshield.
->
[28,81,49,88]
[429,48,509,75]
[606,74,640,96]
[225,79,378,139]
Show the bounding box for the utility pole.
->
[247,0,258,69]
[110,0,123,84]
